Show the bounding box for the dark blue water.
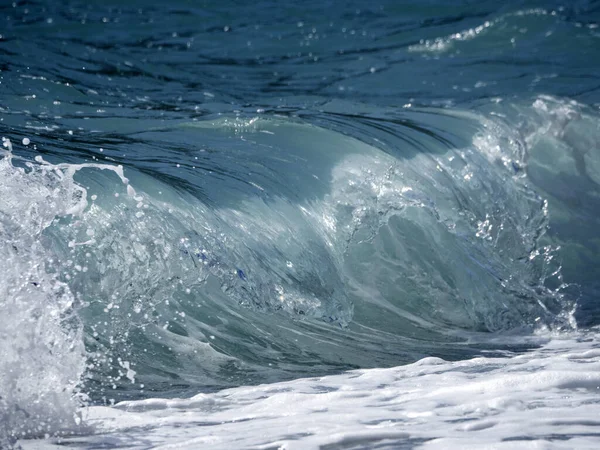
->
[1,0,600,409]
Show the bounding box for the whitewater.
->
[1,1,600,448]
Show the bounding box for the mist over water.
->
[1,0,600,447]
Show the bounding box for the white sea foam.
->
[0,140,87,447]
[18,331,600,449]
[0,140,136,447]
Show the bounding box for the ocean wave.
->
[3,95,597,444]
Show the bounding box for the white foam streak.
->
[408,9,550,54]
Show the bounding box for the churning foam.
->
[19,331,600,449]
[0,139,135,446]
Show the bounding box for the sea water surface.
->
[1,0,600,448]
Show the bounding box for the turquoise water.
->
[1,1,600,444]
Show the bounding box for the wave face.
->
[1,0,600,445]
[1,100,590,400]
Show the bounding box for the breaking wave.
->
[4,93,599,444]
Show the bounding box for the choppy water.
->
[1,0,600,448]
